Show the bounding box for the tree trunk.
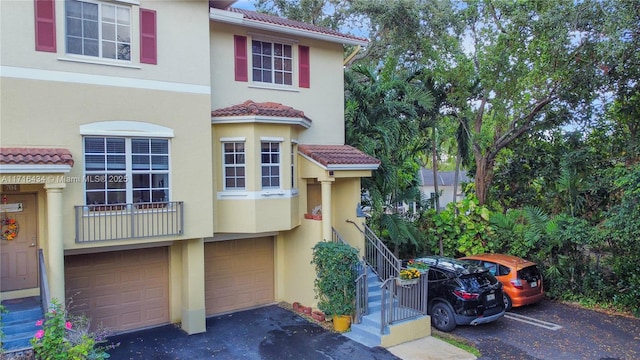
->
[474,154,495,206]
[453,153,461,205]
[432,129,443,256]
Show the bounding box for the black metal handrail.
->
[38,249,51,314]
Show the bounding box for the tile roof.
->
[226,7,369,44]
[0,147,74,167]
[298,144,380,170]
[212,100,309,119]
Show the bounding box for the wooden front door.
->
[0,193,38,291]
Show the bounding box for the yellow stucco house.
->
[0,0,382,338]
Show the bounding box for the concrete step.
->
[2,330,36,351]
[344,316,384,347]
[1,297,43,352]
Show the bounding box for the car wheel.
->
[503,293,512,311]
[431,302,456,332]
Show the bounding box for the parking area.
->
[106,304,400,360]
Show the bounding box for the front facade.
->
[0,0,377,336]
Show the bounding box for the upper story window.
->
[223,141,246,190]
[252,40,292,85]
[261,141,280,189]
[35,0,157,64]
[84,136,169,204]
[65,0,131,60]
[234,35,309,88]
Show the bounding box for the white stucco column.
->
[181,238,206,334]
[321,180,333,241]
[44,182,66,304]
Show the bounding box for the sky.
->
[232,1,255,10]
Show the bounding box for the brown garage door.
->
[205,237,274,315]
[65,247,169,333]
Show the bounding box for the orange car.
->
[459,253,545,311]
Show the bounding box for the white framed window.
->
[84,136,169,204]
[65,0,132,60]
[261,141,280,189]
[252,40,293,85]
[223,141,246,190]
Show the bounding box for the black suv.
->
[411,256,506,332]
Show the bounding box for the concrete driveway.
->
[106,304,400,360]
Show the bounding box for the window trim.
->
[64,0,133,62]
[80,121,174,138]
[250,37,294,86]
[260,139,281,190]
[83,136,171,205]
[222,140,246,191]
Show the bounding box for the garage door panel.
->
[254,289,272,302]
[121,311,142,327]
[146,306,168,322]
[122,290,143,304]
[120,270,142,284]
[205,238,274,315]
[96,272,120,287]
[65,248,169,333]
[255,271,273,283]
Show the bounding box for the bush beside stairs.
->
[1,297,42,352]
[344,266,431,348]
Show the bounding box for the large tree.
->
[346,0,610,205]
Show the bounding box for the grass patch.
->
[432,329,481,357]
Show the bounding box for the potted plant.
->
[397,268,421,287]
[311,241,360,332]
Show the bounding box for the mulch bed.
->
[278,301,336,332]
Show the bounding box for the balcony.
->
[74,201,184,243]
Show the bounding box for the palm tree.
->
[345,58,434,256]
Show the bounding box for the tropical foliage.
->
[310,241,361,316]
[31,299,118,359]
[254,0,640,315]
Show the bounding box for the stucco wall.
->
[209,21,346,145]
[1,0,213,249]
[1,0,211,86]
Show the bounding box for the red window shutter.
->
[34,0,56,52]
[234,35,248,82]
[140,9,157,64]
[298,46,310,88]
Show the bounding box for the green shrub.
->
[311,241,360,317]
[31,299,118,360]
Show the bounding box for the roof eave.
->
[211,115,312,129]
[0,164,72,174]
[299,153,380,171]
[210,9,369,47]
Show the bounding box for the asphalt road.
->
[450,299,640,360]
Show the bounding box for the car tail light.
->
[511,279,523,289]
[454,290,479,300]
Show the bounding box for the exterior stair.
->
[343,266,431,348]
[343,267,387,347]
[1,296,42,352]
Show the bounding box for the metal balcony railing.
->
[74,201,184,243]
